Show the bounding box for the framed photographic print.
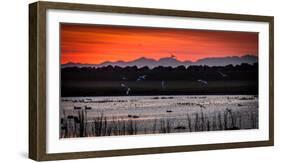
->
[29,1,274,161]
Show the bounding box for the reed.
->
[186,113,192,132]
[60,107,258,138]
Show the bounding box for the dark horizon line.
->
[60,62,258,70]
[61,54,258,65]
[61,93,259,98]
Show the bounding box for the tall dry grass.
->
[60,108,258,138]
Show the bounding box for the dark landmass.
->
[61,63,258,97]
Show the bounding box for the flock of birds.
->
[197,71,228,86]
[118,54,228,95]
[119,70,228,95]
[121,75,151,95]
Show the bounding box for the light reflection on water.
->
[60,95,258,137]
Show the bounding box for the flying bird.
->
[121,83,131,95]
[139,75,147,79]
[136,75,147,81]
[126,87,131,95]
[161,80,166,89]
[197,79,208,85]
[169,52,176,58]
[217,71,228,77]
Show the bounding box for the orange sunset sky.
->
[60,24,258,64]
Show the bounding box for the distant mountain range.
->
[62,55,258,68]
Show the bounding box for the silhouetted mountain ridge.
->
[62,54,257,68]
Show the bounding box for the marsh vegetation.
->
[60,95,258,138]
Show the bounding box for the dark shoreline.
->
[61,93,258,98]
[61,63,258,97]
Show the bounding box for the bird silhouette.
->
[217,71,228,77]
[136,75,147,81]
[121,83,131,95]
[197,79,208,85]
[169,52,176,58]
[126,87,131,95]
[161,80,166,89]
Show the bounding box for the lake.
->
[60,95,258,138]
